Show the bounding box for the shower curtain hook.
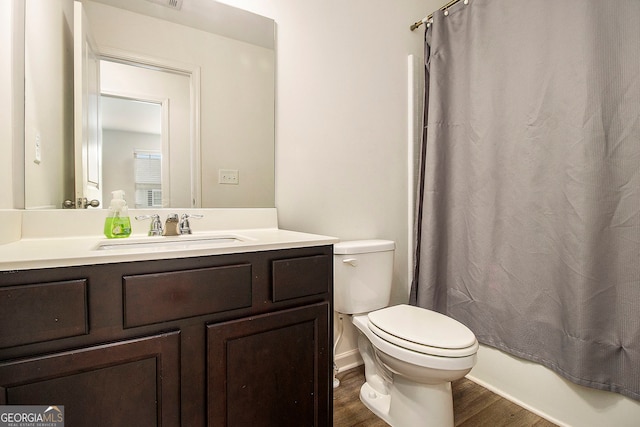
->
[444,8,449,16]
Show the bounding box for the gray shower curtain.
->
[410,0,640,399]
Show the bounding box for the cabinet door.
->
[207,302,331,427]
[0,331,180,427]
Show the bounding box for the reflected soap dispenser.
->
[104,190,132,238]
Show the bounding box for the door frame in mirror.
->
[99,46,201,208]
[100,92,169,208]
[74,0,102,209]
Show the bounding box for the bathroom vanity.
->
[0,210,336,426]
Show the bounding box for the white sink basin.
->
[95,233,249,251]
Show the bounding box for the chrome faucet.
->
[135,213,204,236]
[163,214,181,236]
[179,213,204,234]
[135,214,163,236]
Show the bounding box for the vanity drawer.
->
[123,264,252,328]
[272,255,330,302]
[0,280,88,348]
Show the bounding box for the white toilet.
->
[334,240,478,427]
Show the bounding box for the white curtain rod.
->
[410,0,467,31]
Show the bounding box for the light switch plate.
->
[218,169,239,185]
[34,133,42,164]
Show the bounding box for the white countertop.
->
[0,228,338,270]
[0,209,338,271]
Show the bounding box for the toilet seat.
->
[367,305,478,358]
[352,314,477,371]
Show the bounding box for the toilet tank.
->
[333,240,395,314]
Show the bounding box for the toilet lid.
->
[367,305,477,357]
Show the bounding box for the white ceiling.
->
[101,96,162,134]
[87,0,275,49]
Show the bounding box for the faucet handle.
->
[179,213,204,235]
[135,214,163,236]
[181,213,204,220]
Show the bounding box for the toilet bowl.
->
[334,240,478,427]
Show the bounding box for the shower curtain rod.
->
[410,0,464,31]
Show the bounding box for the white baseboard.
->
[467,345,640,427]
[334,349,363,373]
[465,373,567,427]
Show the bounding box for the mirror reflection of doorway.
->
[100,59,193,208]
[101,95,163,208]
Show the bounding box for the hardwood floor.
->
[333,366,557,426]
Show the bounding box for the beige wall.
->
[217,0,430,369]
[214,1,640,425]
[0,0,25,209]
[0,0,14,209]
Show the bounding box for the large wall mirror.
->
[23,0,275,209]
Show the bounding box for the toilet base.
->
[360,376,454,427]
[360,382,391,422]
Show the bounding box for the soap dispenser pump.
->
[104,190,132,238]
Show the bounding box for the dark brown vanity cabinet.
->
[0,332,181,427]
[208,302,329,426]
[0,245,333,426]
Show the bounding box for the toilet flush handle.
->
[342,258,358,267]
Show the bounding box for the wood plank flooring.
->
[333,366,558,426]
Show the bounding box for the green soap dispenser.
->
[104,190,132,238]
